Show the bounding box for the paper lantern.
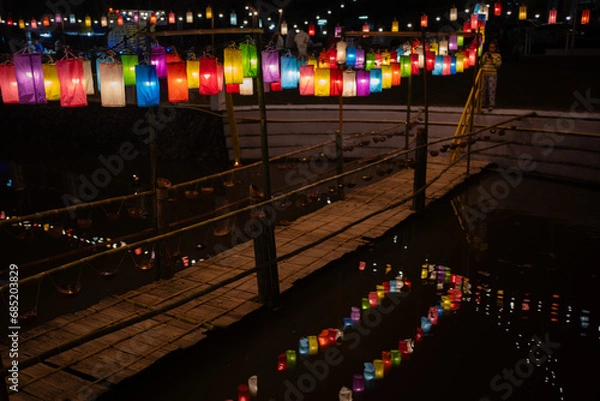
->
[55,58,87,107]
[330,68,343,96]
[81,59,94,95]
[368,291,379,307]
[42,64,61,101]
[299,64,314,96]
[391,349,401,366]
[494,2,502,16]
[150,13,157,24]
[339,386,352,401]
[30,18,38,29]
[581,9,590,25]
[121,54,138,86]
[186,59,200,89]
[280,54,298,89]
[334,41,347,65]
[205,6,212,19]
[100,15,108,27]
[224,46,243,84]
[376,284,385,299]
[318,50,329,69]
[450,6,458,21]
[270,80,282,92]
[346,46,356,67]
[135,64,160,107]
[42,16,50,27]
[84,15,92,28]
[99,62,125,107]
[262,49,280,83]
[463,21,471,33]
[168,11,176,24]
[421,316,433,334]
[186,10,193,23]
[350,306,361,323]
[361,297,369,310]
[381,351,392,374]
[399,55,410,77]
[380,65,392,89]
[470,13,479,30]
[239,77,253,95]
[399,339,414,358]
[362,22,370,33]
[449,34,458,51]
[356,70,370,96]
[391,18,399,32]
[216,63,224,92]
[286,349,297,369]
[68,14,75,24]
[298,337,309,356]
[355,48,365,69]
[280,21,288,35]
[409,53,419,75]
[54,13,62,23]
[363,363,375,387]
[230,11,237,25]
[317,328,331,349]
[420,14,428,28]
[238,384,250,401]
[442,55,451,75]
[199,57,219,95]
[150,44,167,79]
[0,64,20,104]
[308,335,318,355]
[308,23,316,36]
[117,15,124,26]
[342,69,356,97]
[385,63,399,88]
[18,19,25,29]
[365,51,375,71]
[352,374,365,393]
[13,53,46,104]
[240,42,258,78]
[519,5,527,20]
[166,61,188,102]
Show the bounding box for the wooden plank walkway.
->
[1,158,490,400]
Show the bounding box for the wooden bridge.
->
[0,153,490,400]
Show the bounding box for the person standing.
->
[294,29,310,57]
[479,40,502,112]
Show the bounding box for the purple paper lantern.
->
[352,374,365,393]
[356,70,370,96]
[351,306,361,323]
[150,44,167,79]
[13,53,46,104]
[262,48,280,83]
[354,48,365,70]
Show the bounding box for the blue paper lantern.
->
[432,55,444,76]
[369,68,382,93]
[280,53,298,89]
[299,337,309,356]
[135,65,160,107]
[346,46,356,67]
[421,316,432,334]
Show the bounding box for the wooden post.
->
[412,127,427,212]
[405,72,412,161]
[336,95,344,199]
[156,181,172,279]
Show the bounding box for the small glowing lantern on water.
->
[342,69,356,97]
[381,351,392,373]
[238,384,250,401]
[373,359,384,379]
[42,64,60,101]
[99,62,125,107]
[280,54,298,89]
[368,291,379,307]
[262,48,280,83]
[135,64,160,107]
[519,5,527,20]
[150,44,167,79]
[55,57,87,107]
[199,57,219,95]
[299,64,314,96]
[317,328,332,349]
[308,335,318,354]
[13,52,46,104]
[0,64,20,104]
[581,9,591,25]
[224,45,243,84]
[330,68,343,96]
[166,61,188,102]
[121,54,138,86]
[363,362,375,386]
[286,349,297,369]
[421,316,433,334]
[548,8,557,24]
[42,16,50,27]
[168,11,175,24]
[299,337,309,356]
[186,59,199,89]
[350,306,361,323]
[390,349,401,366]
[352,374,365,392]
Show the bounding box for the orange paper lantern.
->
[166,61,188,102]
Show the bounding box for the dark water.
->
[95,171,600,401]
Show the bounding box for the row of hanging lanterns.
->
[0,33,482,107]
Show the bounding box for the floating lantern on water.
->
[351,306,361,323]
[99,62,125,107]
[135,64,160,107]
[373,359,384,379]
[352,373,365,393]
[421,316,432,334]
[391,349,401,366]
[13,52,46,104]
[0,63,20,104]
[55,57,87,107]
[277,353,287,371]
[308,335,318,354]
[248,375,258,398]
[338,386,352,401]
[166,61,188,102]
[238,384,250,401]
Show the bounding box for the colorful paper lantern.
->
[494,2,502,16]
[547,8,557,24]
[335,24,343,38]
[150,44,167,79]
[346,46,356,67]
[280,53,298,89]
[410,53,419,75]
[308,23,316,36]
[450,6,458,21]
[308,335,318,354]
[380,65,392,89]
[317,328,332,349]
[420,14,428,28]
[240,42,258,78]
[239,77,253,95]
[391,18,399,32]
[355,48,365,69]
[368,291,379,307]
[373,359,384,379]
[166,61,188,103]
[381,351,392,374]
[350,306,361,323]
[13,53,46,104]
[42,63,61,101]
[365,51,375,71]
[81,59,94,95]
[42,16,50,27]
[186,10,193,23]
[30,18,38,29]
[199,57,219,95]
[390,349,401,366]
[299,64,314,96]
[117,15,124,26]
[18,19,25,29]
[361,297,370,310]
[99,62,125,107]
[54,13,62,23]
[121,54,138,86]
[150,13,157,24]
[248,376,258,398]
[135,64,160,107]
[421,316,433,334]
[238,384,250,401]
[299,337,309,356]
[519,5,527,20]
[0,64,20,104]
[399,339,414,358]
[390,62,401,86]
[262,48,280,83]
[336,41,347,65]
[399,55,411,77]
[581,9,591,25]
[330,68,343,96]
[168,11,176,24]
[270,80,282,92]
[186,59,200,89]
[342,69,356,97]
[314,68,330,96]
[224,45,243,84]
[230,11,238,26]
[286,349,297,369]
[471,13,479,30]
[356,70,370,96]
[362,22,370,33]
[352,374,365,393]
[55,58,87,107]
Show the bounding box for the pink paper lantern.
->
[55,58,87,107]
[13,53,46,104]
[0,64,20,104]
[356,70,370,96]
[299,64,314,96]
[150,44,167,79]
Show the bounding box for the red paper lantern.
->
[199,57,219,95]
[330,68,343,96]
[238,384,250,401]
[150,13,157,25]
[270,79,283,92]
[463,21,471,33]
[0,64,20,104]
[410,53,419,75]
[581,9,591,25]
[226,83,240,93]
[317,329,331,350]
[55,58,88,107]
[548,8,558,24]
[420,14,428,28]
[391,62,401,86]
[166,61,188,103]
[168,11,176,24]
[308,23,315,36]
[299,64,314,96]
[117,15,124,26]
[42,16,50,26]
[494,2,502,16]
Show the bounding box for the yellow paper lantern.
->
[381,65,392,89]
[42,64,61,101]
[186,59,200,89]
[519,5,527,20]
[314,68,330,97]
[85,15,92,28]
[205,6,213,20]
[224,46,243,84]
[391,18,399,32]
